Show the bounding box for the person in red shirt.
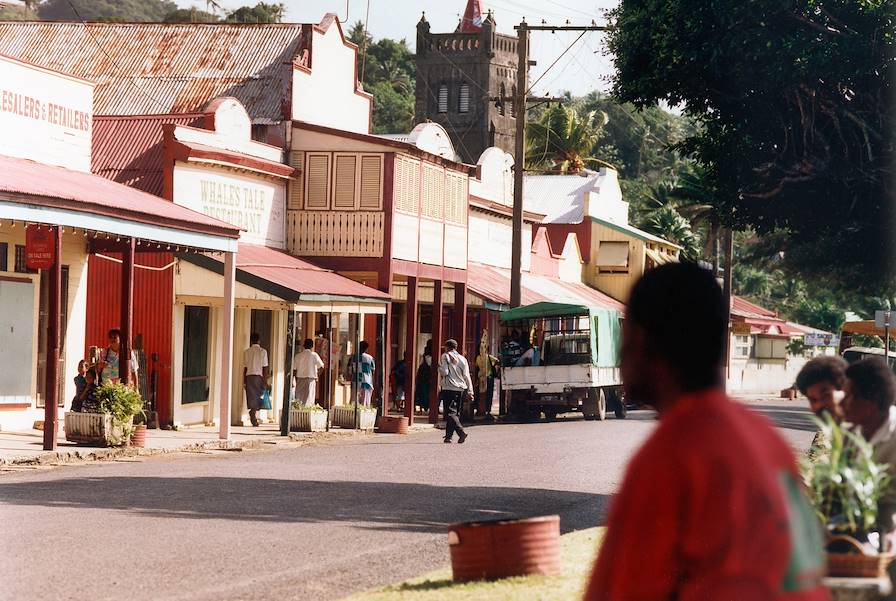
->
[584,262,829,601]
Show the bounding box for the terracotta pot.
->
[129,424,147,448]
[448,515,561,582]
[377,415,408,434]
[781,388,797,400]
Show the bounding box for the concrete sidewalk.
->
[0,419,434,467]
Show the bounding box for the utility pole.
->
[510,21,608,307]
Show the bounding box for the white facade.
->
[524,168,630,226]
[291,18,372,134]
[0,55,93,172]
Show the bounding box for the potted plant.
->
[330,403,377,430]
[289,402,328,432]
[803,414,894,577]
[65,381,144,447]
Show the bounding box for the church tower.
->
[414,2,519,164]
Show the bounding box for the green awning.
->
[500,301,593,322]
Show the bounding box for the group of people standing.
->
[71,328,139,413]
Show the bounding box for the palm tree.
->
[668,163,723,272]
[526,105,613,174]
[640,205,702,260]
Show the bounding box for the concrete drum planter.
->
[377,415,409,434]
[330,405,377,430]
[448,515,561,583]
[64,412,133,447]
[289,408,328,432]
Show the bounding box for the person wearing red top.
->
[584,262,829,601]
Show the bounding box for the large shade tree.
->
[608,0,895,295]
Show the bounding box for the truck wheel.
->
[526,407,541,422]
[596,389,607,421]
[610,388,627,419]
[544,409,558,421]
[583,389,606,421]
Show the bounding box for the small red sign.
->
[25,225,56,270]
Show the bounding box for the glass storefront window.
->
[181,305,209,404]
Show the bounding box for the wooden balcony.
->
[287,210,384,257]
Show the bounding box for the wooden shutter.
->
[458,84,470,113]
[333,154,358,209]
[438,84,448,113]
[359,155,383,209]
[287,151,304,210]
[305,153,330,209]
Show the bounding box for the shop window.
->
[181,306,210,404]
[458,84,470,113]
[438,84,449,113]
[250,309,273,358]
[733,335,752,359]
[755,336,787,359]
[596,241,630,273]
[304,153,331,209]
[14,244,36,274]
[0,242,7,272]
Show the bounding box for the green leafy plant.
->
[803,414,891,539]
[290,402,327,412]
[95,382,144,445]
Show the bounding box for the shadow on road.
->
[0,477,609,534]
[748,404,817,432]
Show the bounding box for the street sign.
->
[875,310,896,329]
[25,224,55,270]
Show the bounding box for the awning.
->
[596,241,630,268]
[0,153,240,251]
[466,262,625,312]
[181,243,390,309]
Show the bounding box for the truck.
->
[499,301,625,421]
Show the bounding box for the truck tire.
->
[610,388,627,419]
[544,409,559,421]
[583,389,606,421]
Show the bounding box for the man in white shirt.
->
[243,332,269,427]
[439,339,473,444]
[292,338,325,407]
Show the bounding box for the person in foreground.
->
[583,262,829,601]
[796,356,848,421]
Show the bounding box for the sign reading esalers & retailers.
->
[0,55,94,173]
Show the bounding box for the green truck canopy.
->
[499,301,593,322]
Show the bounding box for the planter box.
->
[330,406,377,430]
[64,412,132,447]
[377,415,409,434]
[289,409,327,432]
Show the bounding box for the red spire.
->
[458,0,484,32]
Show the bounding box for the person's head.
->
[250,332,260,345]
[795,356,847,419]
[303,338,314,350]
[623,262,727,411]
[445,339,458,352]
[843,358,896,430]
[77,359,87,375]
[85,366,98,384]
[359,340,369,354]
[108,329,121,347]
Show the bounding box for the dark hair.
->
[85,366,98,379]
[796,356,847,395]
[303,338,314,350]
[359,340,369,353]
[108,328,121,339]
[846,357,896,414]
[445,339,458,350]
[627,262,726,391]
[250,332,261,344]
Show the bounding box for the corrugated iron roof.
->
[0,22,305,121]
[731,296,779,319]
[92,114,204,195]
[0,153,239,238]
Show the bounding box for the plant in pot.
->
[96,381,145,447]
[331,403,377,430]
[803,414,894,577]
[289,402,328,432]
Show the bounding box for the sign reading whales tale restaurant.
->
[168,97,288,249]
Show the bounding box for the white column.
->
[219,251,236,440]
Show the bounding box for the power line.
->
[527,30,586,94]
[420,77,477,163]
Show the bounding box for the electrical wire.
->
[420,77,477,163]
[526,30,586,94]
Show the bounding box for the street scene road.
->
[0,399,815,601]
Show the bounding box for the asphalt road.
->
[0,399,816,601]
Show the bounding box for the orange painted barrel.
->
[129,424,147,448]
[377,415,409,434]
[448,515,561,582]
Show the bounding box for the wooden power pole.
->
[510,21,608,307]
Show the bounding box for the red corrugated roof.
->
[92,114,205,195]
[0,22,307,122]
[0,153,239,238]
[467,262,625,312]
[731,296,778,319]
[204,244,389,300]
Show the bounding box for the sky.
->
[174,0,620,97]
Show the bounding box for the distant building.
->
[414,2,519,163]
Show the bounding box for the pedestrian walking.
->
[243,332,268,426]
[796,355,847,421]
[292,338,324,407]
[415,340,434,412]
[439,339,473,444]
[584,262,828,600]
[353,341,375,407]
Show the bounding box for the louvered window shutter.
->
[305,153,330,209]
[359,155,382,209]
[288,151,304,210]
[438,84,448,113]
[333,154,358,209]
[458,84,470,113]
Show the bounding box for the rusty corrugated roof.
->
[92,114,204,195]
[0,22,305,122]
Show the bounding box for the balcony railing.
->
[287,210,384,257]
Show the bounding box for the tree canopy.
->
[608,0,895,296]
[39,0,177,21]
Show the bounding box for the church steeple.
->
[457,0,484,33]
